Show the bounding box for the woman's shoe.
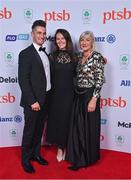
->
[56,148,63,162]
[68,165,87,171]
[68,165,80,171]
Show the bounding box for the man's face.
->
[31,26,46,46]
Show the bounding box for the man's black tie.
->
[39,47,46,52]
[39,46,49,57]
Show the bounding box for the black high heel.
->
[68,165,87,171]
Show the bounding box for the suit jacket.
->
[18,44,48,108]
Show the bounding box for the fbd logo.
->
[9,129,18,138]
[4,52,14,65]
[101,119,107,125]
[115,135,125,146]
[18,34,29,40]
[82,9,92,23]
[120,80,131,87]
[24,9,33,23]
[119,54,129,70]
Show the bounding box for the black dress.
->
[46,51,76,149]
[66,51,105,167]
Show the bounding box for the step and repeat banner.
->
[0,0,131,153]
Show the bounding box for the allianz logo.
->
[120,80,131,87]
[0,76,18,83]
[0,115,22,123]
[0,116,13,122]
[118,121,131,128]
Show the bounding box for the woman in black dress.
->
[66,31,105,170]
[46,29,76,162]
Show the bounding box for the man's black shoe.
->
[22,162,35,173]
[31,156,48,165]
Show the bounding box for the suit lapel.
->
[30,44,44,67]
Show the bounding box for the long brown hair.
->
[52,29,75,60]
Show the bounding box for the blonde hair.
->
[79,31,95,51]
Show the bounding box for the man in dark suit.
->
[18,20,51,173]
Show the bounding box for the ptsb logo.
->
[118,121,131,128]
[0,7,12,19]
[0,93,15,103]
[6,34,29,41]
[100,97,127,108]
[103,8,131,24]
[44,10,70,22]
[100,135,104,141]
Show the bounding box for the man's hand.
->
[31,102,41,111]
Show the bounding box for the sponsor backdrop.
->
[0,0,130,153]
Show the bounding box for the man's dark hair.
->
[32,20,46,30]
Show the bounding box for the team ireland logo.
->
[4,52,14,65]
[24,9,33,23]
[82,9,92,23]
[115,135,125,146]
[119,54,129,70]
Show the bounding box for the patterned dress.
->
[66,51,105,167]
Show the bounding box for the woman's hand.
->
[31,102,41,111]
[87,97,97,112]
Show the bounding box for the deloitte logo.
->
[0,76,18,83]
[119,54,129,70]
[82,9,92,23]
